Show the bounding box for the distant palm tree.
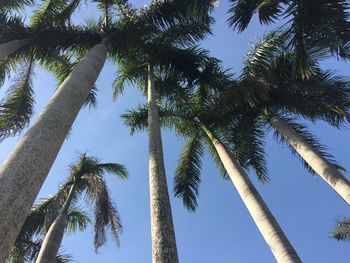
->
[35,153,128,262]
[227,0,350,78]
[331,218,350,242]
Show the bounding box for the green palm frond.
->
[0,0,35,11]
[331,218,350,242]
[66,207,90,233]
[121,105,149,135]
[30,0,68,27]
[0,57,35,141]
[271,115,345,175]
[84,175,122,250]
[174,132,204,211]
[229,113,269,182]
[84,86,98,109]
[8,238,74,263]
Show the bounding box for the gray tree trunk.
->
[0,38,31,59]
[270,115,350,205]
[203,127,302,263]
[147,65,179,263]
[36,214,67,263]
[0,43,107,262]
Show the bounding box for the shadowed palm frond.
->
[0,57,35,141]
[0,0,35,11]
[229,113,269,182]
[174,132,204,211]
[84,175,122,250]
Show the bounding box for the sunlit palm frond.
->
[331,218,350,242]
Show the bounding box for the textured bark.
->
[0,38,31,59]
[36,214,67,263]
[147,65,179,263]
[203,127,302,263]
[270,115,350,205]
[0,44,107,262]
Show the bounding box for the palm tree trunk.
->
[36,182,77,263]
[270,115,350,205]
[0,43,107,262]
[35,214,67,263]
[0,38,32,59]
[202,126,302,263]
[147,64,179,263]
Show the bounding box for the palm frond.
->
[0,57,35,141]
[0,0,34,11]
[84,176,122,250]
[174,132,204,211]
[65,206,90,233]
[229,113,269,183]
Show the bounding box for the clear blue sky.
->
[1,1,350,262]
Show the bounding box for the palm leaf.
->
[174,131,204,211]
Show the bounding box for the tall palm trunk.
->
[147,64,179,263]
[202,126,302,263]
[36,183,77,263]
[270,115,350,205]
[0,38,32,59]
[0,43,107,262]
[35,214,67,263]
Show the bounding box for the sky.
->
[1,1,350,262]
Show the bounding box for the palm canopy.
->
[331,218,350,242]
[121,57,271,211]
[0,0,216,142]
[227,0,350,77]
[207,33,350,175]
[12,153,128,256]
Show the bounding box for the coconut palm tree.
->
[0,1,216,260]
[227,0,350,78]
[121,62,302,262]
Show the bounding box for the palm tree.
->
[35,153,128,262]
[8,200,88,263]
[121,60,302,263]
[114,28,213,263]
[331,218,350,242]
[0,1,216,260]
[232,33,350,205]
[227,0,350,78]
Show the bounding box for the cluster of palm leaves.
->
[0,0,349,262]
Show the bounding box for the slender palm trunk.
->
[202,126,302,263]
[0,43,107,262]
[270,115,350,205]
[0,38,32,59]
[147,64,179,263]
[36,183,77,263]
[35,214,67,263]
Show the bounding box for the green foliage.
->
[0,0,35,11]
[331,218,350,242]
[228,0,350,77]
[0,57,35,141]
[174,132,204,211]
